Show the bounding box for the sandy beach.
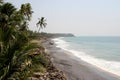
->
[43,40,120,80]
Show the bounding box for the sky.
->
[5,0,120,36]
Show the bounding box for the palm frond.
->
[36,17,47,32]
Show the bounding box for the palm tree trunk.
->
[38,27,40,33]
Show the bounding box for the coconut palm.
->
[20,3,33,32]
[0,3,16,46]
[0,0,3,4]
[0,3,18,80]
[0,2,21,79]
[0,3,16,17]
[20,3,33,21]
[26,3,33,20]
[0,2,33,80]
[0,3,16,28]
[36,17,47,32]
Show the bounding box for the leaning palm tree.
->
[36,17,47,33]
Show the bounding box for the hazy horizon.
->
[6,0,120,36]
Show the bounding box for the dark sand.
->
[43,40,120,80]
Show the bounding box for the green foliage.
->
[31,64,46,73]
[0,1,34,80]
[20,3,33,21]
[0,0,3,4]
[0,3,16,16]
[0,1,48,80]
[32,54,48,67]
[36,17,47,32]
[8,43,48,80]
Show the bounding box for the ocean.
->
[53,36,120,76]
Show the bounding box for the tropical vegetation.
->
[0,1,48,80]
[36,17,47,33]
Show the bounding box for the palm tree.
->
[0,3,16,45]
[36,17,47,33]
[0,2,33,80]
[0,3,18,80]
[20,3,33,33]
[20,3,33,21]
[0,0,3,4]
[0,2,16,17]
[26,3,33,20]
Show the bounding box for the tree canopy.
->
[0,1,33,80]
[36,17,47,32]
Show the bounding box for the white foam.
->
[68,49,120,76]
[52,38,69,50]
[52,38,120,77]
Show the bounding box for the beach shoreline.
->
[43,39,120,80]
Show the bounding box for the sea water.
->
[53,37,120,76]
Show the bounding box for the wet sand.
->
[43,40,120,80]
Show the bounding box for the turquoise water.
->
[53,37,120,76]
[62,37,120,61]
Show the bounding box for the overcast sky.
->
[6,0,120,36]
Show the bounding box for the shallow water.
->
[53,36,120,76]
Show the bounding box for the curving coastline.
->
[43,39,120,80]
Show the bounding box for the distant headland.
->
[40,32,75,38]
